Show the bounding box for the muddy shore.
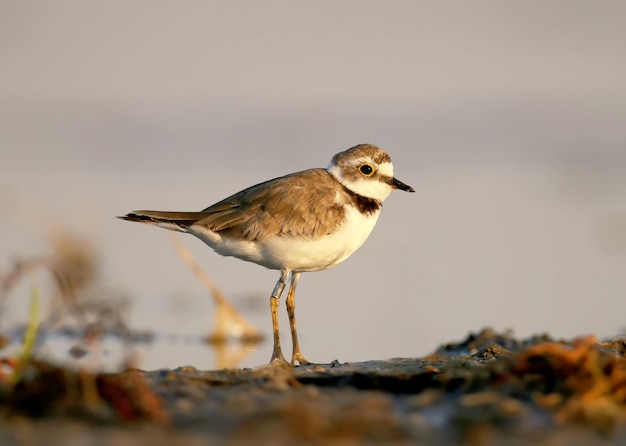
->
[2,328,626,445]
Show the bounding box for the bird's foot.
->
[270,347,289,366]
[291,352,312,367]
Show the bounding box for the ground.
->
[2,328,626,445]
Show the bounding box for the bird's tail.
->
[118,210,206,233]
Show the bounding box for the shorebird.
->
[119,143,414,366]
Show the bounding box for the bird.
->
[119,143,414,366]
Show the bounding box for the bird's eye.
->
[359,164,374,176]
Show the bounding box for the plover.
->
[119,143,414,366]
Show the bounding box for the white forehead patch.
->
[376,161,394,178]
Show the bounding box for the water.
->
[1,155,624,370]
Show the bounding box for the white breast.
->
[189,205,380,272]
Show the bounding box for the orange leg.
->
[269,270,289,365]
[285,272,311,366]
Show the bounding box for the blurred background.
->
[1,1,625,370]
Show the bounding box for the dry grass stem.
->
[168,233,262,344]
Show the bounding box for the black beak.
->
[389,177,415,193]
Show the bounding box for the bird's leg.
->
[285,272,311,366]
[269,269,289,365]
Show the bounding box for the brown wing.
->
[196,168,347,241]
